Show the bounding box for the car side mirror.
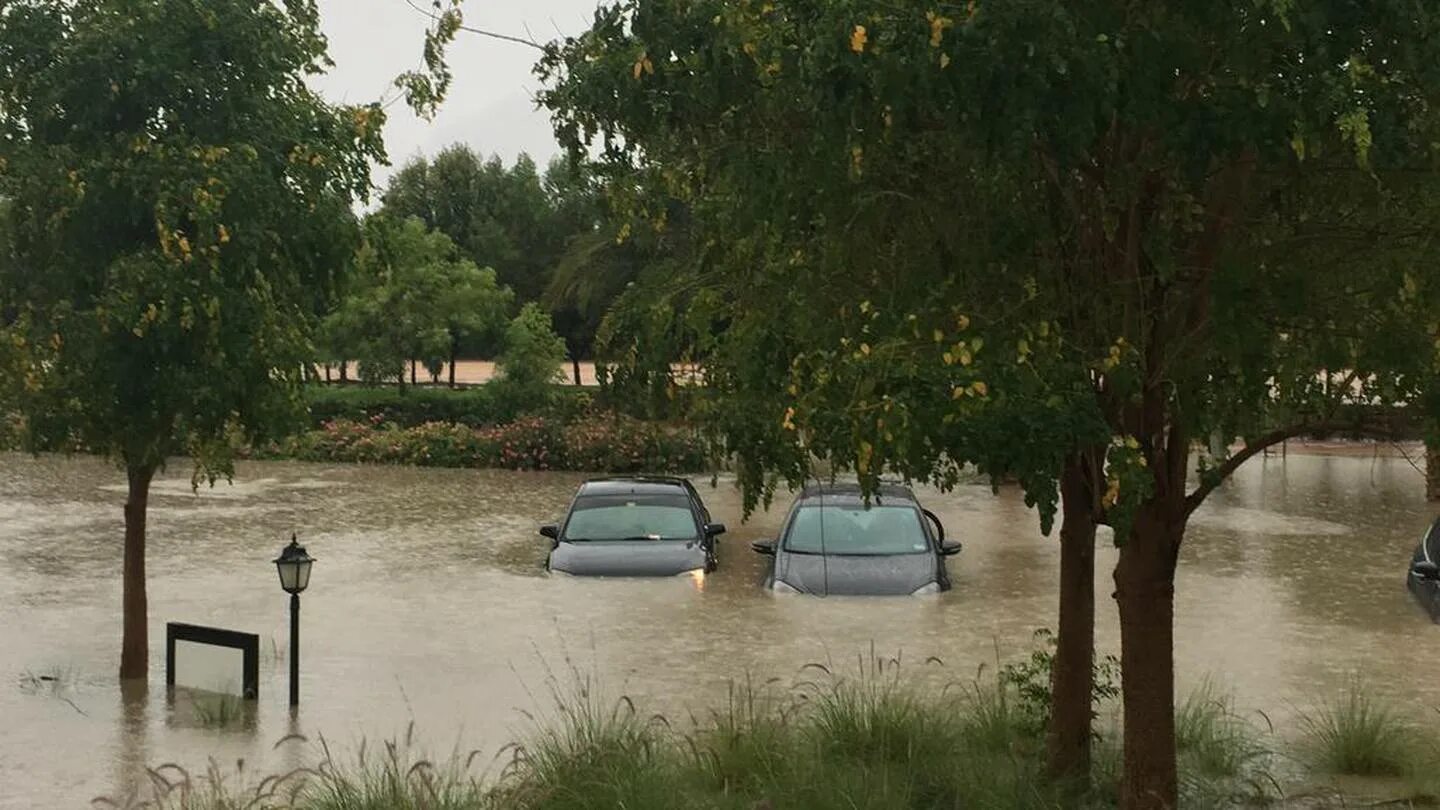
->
[751,539,777,555]
[1413,560,1440,580]
[539,524,559,540]
[705,522,727,537]
[941,541,963,556]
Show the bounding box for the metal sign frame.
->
[165,622,259,699]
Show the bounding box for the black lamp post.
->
[273,534,315,708]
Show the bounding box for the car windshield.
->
[562,493,698,541]
[783,504,930,555]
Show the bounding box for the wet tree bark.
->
[1427,439,1440,501]
[1048,453,1098,786]
[572,357,582,386]
[120,462,156,681]
[1115,504,1183,810]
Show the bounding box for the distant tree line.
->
[337,145,661,388]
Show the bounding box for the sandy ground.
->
[317,360,602,386]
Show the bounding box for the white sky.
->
[313,0,601,192]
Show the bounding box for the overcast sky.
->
[313,0,600,191]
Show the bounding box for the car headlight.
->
[910,582,941,596]
[772,580,802,594]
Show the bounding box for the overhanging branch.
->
[1183,416,1405,517]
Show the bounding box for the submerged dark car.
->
[750,483,959,596]
[1408,517,1440,621]
[541,477,725,578]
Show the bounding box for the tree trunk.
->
[1427,439,1440,501]
[324,364,331,384]
[339,361,348,384]
[120,462,157,681]
[1048,453,1097,787]
[410,360,417,386]
[1115,505,1182,810]
[449,337,458,389]
[572,357,582,386]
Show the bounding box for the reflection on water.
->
[0,452,1435,807]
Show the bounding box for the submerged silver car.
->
[750,483,959,596]
[541,477,725,578]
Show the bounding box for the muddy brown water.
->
[0,452,1435,808]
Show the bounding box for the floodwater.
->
[0,451,1435,808]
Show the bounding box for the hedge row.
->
[301,385,592,429]
[262,415,710,473]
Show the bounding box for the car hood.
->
[549,540,707,577]
[775,551,937,595]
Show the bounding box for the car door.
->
[679,480,718,571]
[921,506,951,589]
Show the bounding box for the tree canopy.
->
[538,2,1440,806]
[323,215,512,388]
[0,0,386,678]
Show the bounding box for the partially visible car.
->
[1408,517,1440,621]
[541,477,725,578]
[750,482,959,596]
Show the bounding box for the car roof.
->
[797,481,917,502]
[578,477,693,497]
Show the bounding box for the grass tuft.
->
[1299,676,1419,777]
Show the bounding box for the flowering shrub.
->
[267,414,709,473]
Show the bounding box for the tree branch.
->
[1183,416,1402,516]
[402,0,546,51]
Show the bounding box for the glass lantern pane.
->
[277,562,300,592]
[294,560,313,592]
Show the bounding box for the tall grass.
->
[103,656,1414,810]
[1298,677,1420,777]
[1173,679,1276,806]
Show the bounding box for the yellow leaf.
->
[933,329,945,343]
[218,224,230,244]
[1102,479,1120,509]
[927,11,953,47]
[959,348,972,366]
[942,352,954,366]
[860,342,871,356]
[782,406,797,431]
[1124,436,1139,450]
[940,53,951,69]
[956,314,970,330]
[857,440,874,474]
[643,56,654,75]
[850,25,868,53]
[633,60,644,79]
[952,386,966,400]
[971,381,988,397]
[851,145,864,173]
[743,42,757,56]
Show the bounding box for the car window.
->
[783,505,930,555]
[563,494,699,540]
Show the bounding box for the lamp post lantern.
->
[273,534,315,708]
